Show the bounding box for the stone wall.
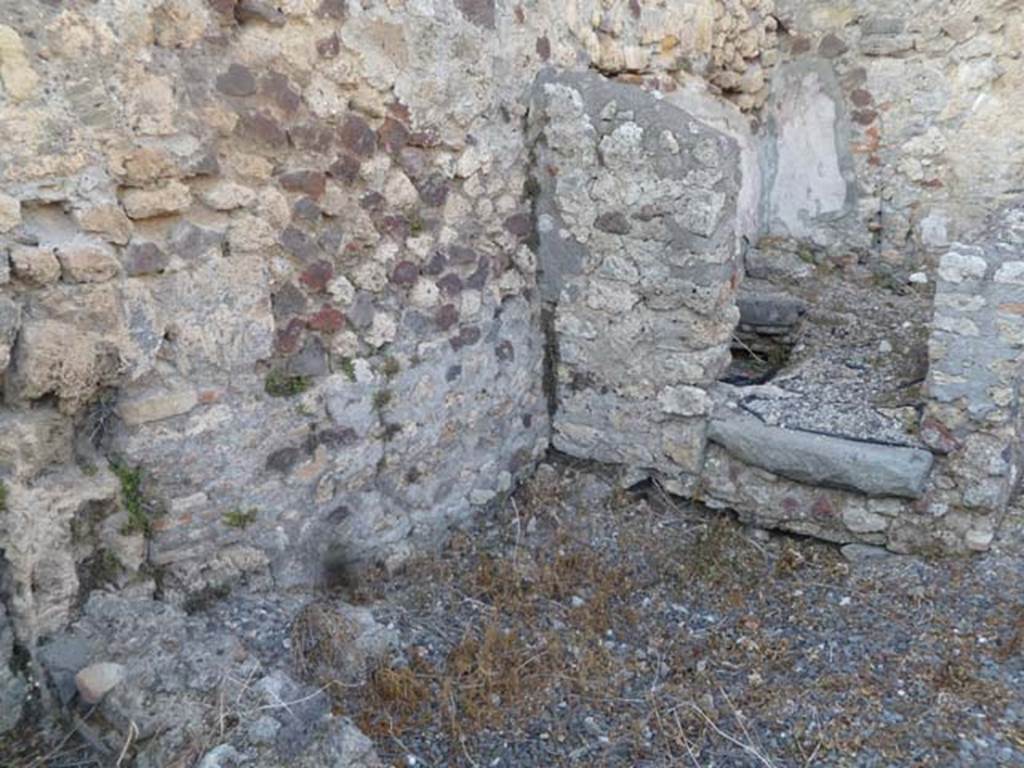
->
[2,0,1024,741]
[0,0,569,651]
[763,0,1024,271]
[0,0,760,654]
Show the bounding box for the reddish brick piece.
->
[279,170,327,199]
[307,305,346,333]
[300,260,334,292]
[339,116,377,157]
[276,318,305,354]
[379,118,410,155]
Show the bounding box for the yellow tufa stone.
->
[0,25,39,102]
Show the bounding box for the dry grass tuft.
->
[290,602,360,687]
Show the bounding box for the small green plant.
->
[797,245,816,264]
[381,357,401,380]
[0,480,7,512]
[409,212,425,236]
[223,508,259,529]
[265,369,313,398]
[373,389,393,411]
[338,356,357,382]
[82,549,122,588]
[111,461,149,537]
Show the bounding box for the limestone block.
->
[57,243,121,283]
[0,192,20,232]
[117,387,199,426]
[530,69,740,481]
[200,181,256,211]
[708,412,935,498]
[9,321,123,414]
[11,246,60,286]
[121,182,192,219]
[76,662,126,704]
[0,408,73,481]
[77,205,133,245]
[0,295,19,372]
[0,25,39,102]
[938,249,988,283]
[153,0,210,48]
[0,469,118,643]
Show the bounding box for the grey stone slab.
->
[708,411,934,498]
[737,292,807,329]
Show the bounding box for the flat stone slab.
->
[708,411,934,498]
[737,292,807,330]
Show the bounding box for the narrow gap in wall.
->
[540,306,559,418]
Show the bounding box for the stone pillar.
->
[922,201,1024,550]
[529,69,742,493]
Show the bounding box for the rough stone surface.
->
[769,0,1024,269]
[0,605,26,733]
[530,69,741,489]
[1,0,1024,750]
[708,410,934,498]
[924,200,1024,549]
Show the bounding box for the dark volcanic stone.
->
[390,261,419,286]
[280,227,320,261]
[262,72,302,113]
[124,242,168,276]
[279,170,327,199]
[454,0,495,28]
[339,116,377,157]
[328,155,361,183]
[237,109,287,146]
[272,282,309,320]
[504,213,533,238]
[595,211,632,234]
[216,63,257,97]
[450,325,482,350]
[435,304,459,331]
[436,273,463,297]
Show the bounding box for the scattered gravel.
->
[340,457,1024,767]
[735,273,932,448]
[9,456,1023,767]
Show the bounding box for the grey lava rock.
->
[709,411,934,498]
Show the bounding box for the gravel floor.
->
[9,456,1024,767]
[340,457,1024,768]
